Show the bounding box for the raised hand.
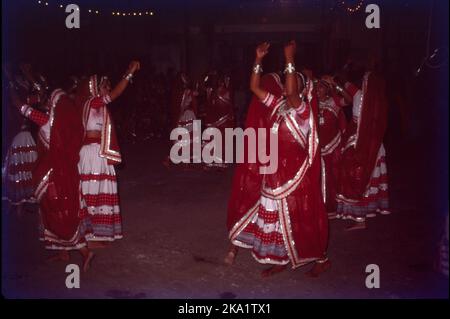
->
[255,42,270,60]
[127,61,141,75]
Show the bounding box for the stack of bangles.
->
[123,73,134,82]
[253,64,263,74]
[284,62,295,74]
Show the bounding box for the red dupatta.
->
[37,89,85,240]
[226,73,283,232]
[339,72,388,198]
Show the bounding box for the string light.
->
[35,2,154,17]
[341,0,364,14]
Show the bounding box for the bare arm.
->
[109,61,141,102]
[9,86,49,126]
[335,84,352,105]
[284,41,303,108]
[250,42,270,101]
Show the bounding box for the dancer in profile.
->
[336,64,390,230]
[315,76,349,218]
[77,61,141,248]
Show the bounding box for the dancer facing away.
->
[335,66,390,230]
[11,81,94,271]
[225,41,330,277]
[78,61,141,248]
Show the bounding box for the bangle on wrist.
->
[123,73,133,82]
[253,64,263,74]
[284,62,296,74]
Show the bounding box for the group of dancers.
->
[224,40,390,277]
[3,61,141,271]
[3,39,391,276]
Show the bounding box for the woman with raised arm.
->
[226,41,329,277]
[77,61,140,248]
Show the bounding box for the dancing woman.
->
[78,61,141,247]
[226,41,329,277]
[11,83,94,271]
[315,76,349,217]
[203,72,235,170]
[336,70,390,230]
[2,67,41,213]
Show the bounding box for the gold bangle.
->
[253,64,263,74]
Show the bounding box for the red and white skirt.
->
[2,131,38,205]
[38,202,94,250]
[233,197,289,265]
[336,144,390,221]
[78,143,123,241]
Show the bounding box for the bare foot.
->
[80,249,95,272]
[261,265,288,277]
[305,259,331,277]
[345,221,366,231]
[224,246,238,266]
[46,250,70,263]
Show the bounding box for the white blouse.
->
[86,107,104,131]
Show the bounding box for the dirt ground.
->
[1,138,448,299]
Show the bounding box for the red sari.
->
[336,72,390,220]
[227,74,328,268]
[28,89,93,250]
[318,95,347,213]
